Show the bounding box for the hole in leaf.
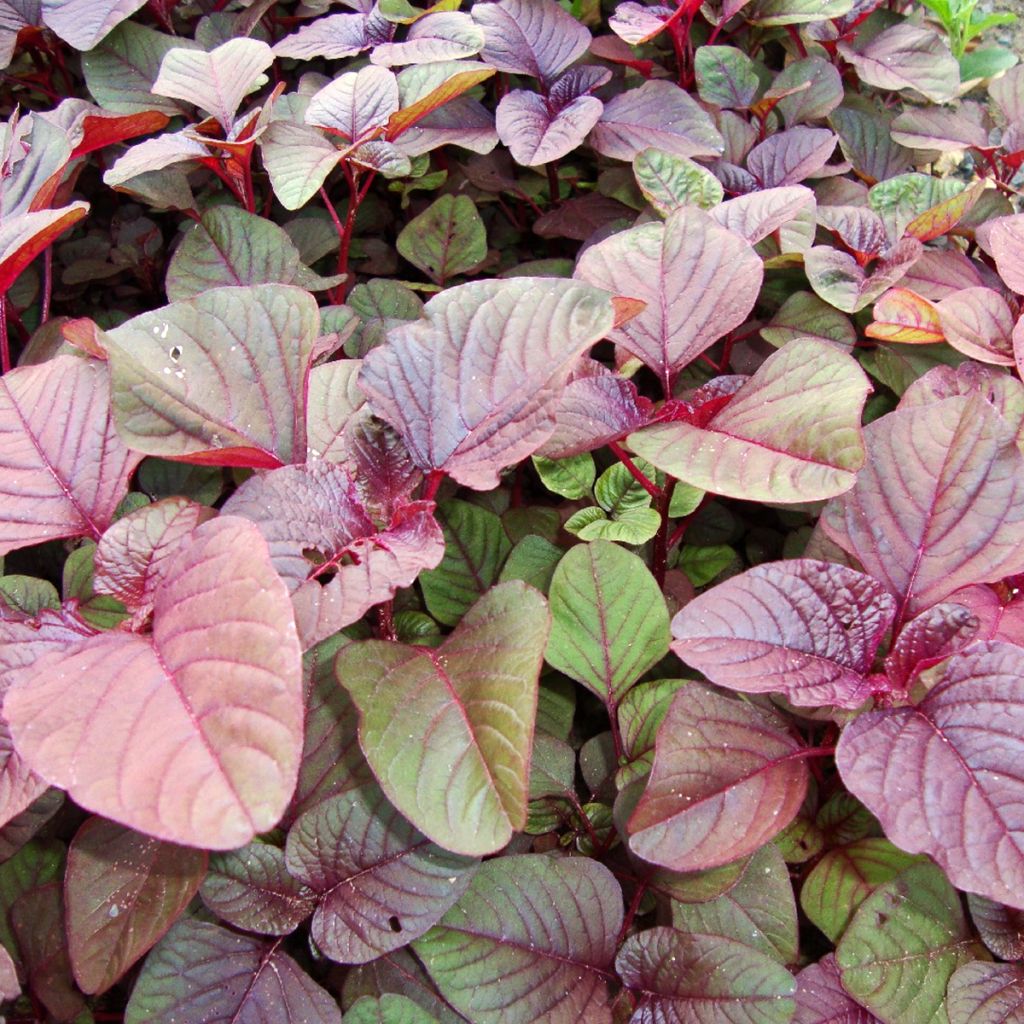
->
[168,345,182,362]
[302,548,337,586]
[388,916,402,933]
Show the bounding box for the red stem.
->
[785,24,809,57]
[422,470,445,502]
[607,700,624,761]
[40,246,52,324]
[616,877,650,946]
[376,601,397,641]
[0,294,10,374]
[546,161,560,204]
[652,489,670,588]
[782,746,836,763]
[608,441,663,499]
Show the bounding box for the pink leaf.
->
[838,641,1024,909]
[671,559,895,709]
[937,286,1017,365]
[821,395,1024,622]
[747,126,837,186]
[306,65,399,142]
[222,462,443,649]
[273,9,392,60]
[473,0,590,81]
[41,0,146,50]
[0,355,141,556]
[838,23,958,103]
[359,277,615,489]
[794,955,881,1024]
[496,89,603,166]
[988,213,1024,295]
[4,517,304,849]
[628,684,809,871]
[709,184,816,244]
[883,601,981,687]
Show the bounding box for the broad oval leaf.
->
[937,287,1016,365]
[967,893,1024,961]
[42,0,148,52]
[709,185,816,245]
[345,994,442,1024]
[671,559,895,709]
[65,817,206,995]
[575,206,761,394]
[260,120,344,212]
[629,338,869,502]
[628,684,809,871]
[633,147,724,215]
[546,540,669,704]
[794,955,881,1024]
[395,194,486,284]
[222,462,444,649]
[5,517,304,850]
[124,918,341,1024]
[413,854,622,1023]
[837,641,1024,909]
[307,65,399,142]
[821,395,1024,621]
[947,962,1024,1024]
[103,284,320,468]
[805,237,922,314]
[0,355,141,556]
[285,784,477,963]
[988,214,1024,295]
[359,277,614,490]
[472,0,590,81]
[371,11,484,66]
[836,861,972,1024]
[336,581,550,855]
[496,89,603,166]
[200,841,316,936]
[616,925,796,1023]
[747,126,837,187]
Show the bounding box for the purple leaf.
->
[616,926,796,1023]
[532,192,631,240]
[821,395,1024,622]
[947,962,1024,1024]
[124,918,341,1024]
[496,89,603,166]
[671,560,895,709]
[306,65,399,142]
[608,2,675,44]
[805,236,922,313]
[794,955,881,1024]
[628,684,809,870]
[589,80,724,162]
[102,129,209,188]
[472,0,590,82]
[968,893,1024,960]
[65,817,206,995]
[937,287,1016,365]
[988,214,1024,295]
[93,497,215,629]
[747,126,837,186]
[371,11,484,65]
[890,105,991,152]
[274,8,393,60]
[347,416,424,524]
[838,641,1024,909]
[103,284,320,468]
[630,338,869,502]
[285,784,477,963]
[200,842,316,936]
[709,184,816,244]
[837,23,958,103]
[883,601,981,687]
[901,247,987,300]
[359,278,614,490]
[575,206,761,394]
[222,462,443,649]
[40,0,146,50]
[775,57,843,127]
[413,854,622,1023]
[4,517,304,850]
[0,355,141,556]
[818,205,888,257]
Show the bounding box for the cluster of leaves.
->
[1,0,1024,1021]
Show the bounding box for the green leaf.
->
[546,540,669,703]
[801,838,924,943]
[960,45,1018,81]
[0,576,59,615]
[595,460,656,514]
[668,482,704,518]
[532,453,595,500]
[694,46,761,108]
[344,995,441,1024]
[577,507,661,544]
[62,544,130,630]
[336,582,550,855]
[616,679,689,788]
[414,855,622,1023]
[678,544,736,586]
[419,499,512,626]
[564,506,609,536]
[837,861,972,1024]
[632,148,724,216]
[396,195,487,285]
[498,535,564,594]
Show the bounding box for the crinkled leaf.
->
[125,918,341,1024]
[838,641,1024,909]
[794,955,881,1024]
[274,9,393,60]
[800,838,924,943]
[5,517,303,850]
[947,963,1024,1024]
[223,462,443,649]
[616,925,796,1023]
[589,81,724,163]
[0,355,140,556]
[472,0,590,81]
[307,65,399,142]
[396,194,486,283]
[883,600,980,687]
[546,540,669,704]
[496,89,603,166]
[821,395,1024,620]
[968,894,1024,961]
[709,185,816,246]
[633,147,724,215]
[671,559,895,709]
[747,126,836,187]
[631,339,869,503]
[336,582,549,855]
[93,497,215,627]
[414,854,622,1024]
[65,817,205,995]
[837,23,958,103]
[103,284,319,468]
[285,784,477,963]
[575,206,760,393]
[154,38,273,130]
[836,862,972,1024]
[200,842,316,936]
[359,277,614,489]
[805,237,922,313]
[628,684,809,871]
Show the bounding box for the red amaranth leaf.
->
[0,355,141,556]
[838,641,1024,909]
[4,517,304,850]
[794,955,881,1023]
[671,559,896,709]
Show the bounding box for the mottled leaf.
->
[947,962,1024,1024]
[633,147,724,215]
[805,237,922,313]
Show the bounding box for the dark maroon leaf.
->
[671,560,895,709]
[838,641,1024,908]
[285,784,477,964]
[532,192,632,240]
[794,955,881,1023]
[65,817,206,994]
[968,893,1024,961]
[947,962,1024,1023]
[628,684,809,870]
